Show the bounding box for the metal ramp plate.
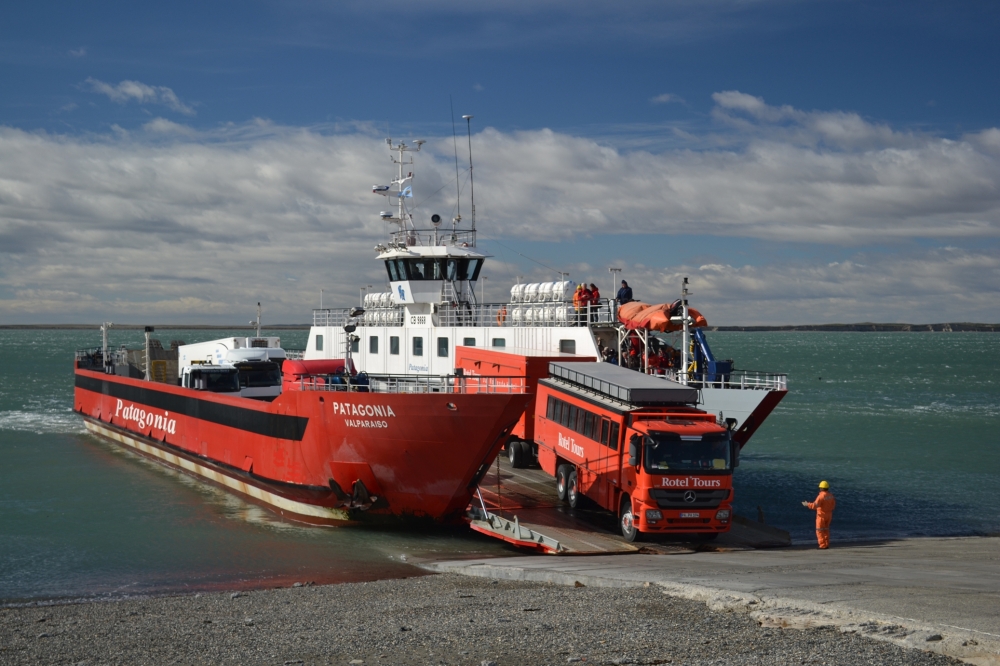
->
[470,513,639,555]
[473,460,640,554]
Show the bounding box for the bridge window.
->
[403,258,444,281]
[463,337,476,346]
[559,339,576,354]
[412,336,423,356]
[437,337,449,357]
[492,338,506,348]
[386,261,400,281]
[315,334,323,351]
[369,336,378,353]
[390,336,399,355]
[444,258,484,281]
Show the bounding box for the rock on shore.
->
[0,574,961,665]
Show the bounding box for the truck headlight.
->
[645,509,663,522]
[715,509,731,521]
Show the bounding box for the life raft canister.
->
[497,306,507,326]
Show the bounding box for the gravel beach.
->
[0,573,961,666]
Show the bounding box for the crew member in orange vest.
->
[802,480,836,549]
[589,283,601,322]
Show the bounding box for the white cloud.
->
[69,47,87,58]
[650,93,683,105]
[1,92,999,323]
[618,248,1000,325]
[84,78,196,116]
[143,118,197,136]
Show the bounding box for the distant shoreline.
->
[1,322,997,332]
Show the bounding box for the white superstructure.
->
[305,133,787,442]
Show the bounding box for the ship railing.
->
[75,347,129,371]
[313,301,617,328]
[437,299,617,328]
[388,228,477,248]
[284,349,305,360]
[650,368,787,391]
[313,308,351,327]
[294,373,526,394]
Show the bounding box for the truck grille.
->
[648,488,730,509]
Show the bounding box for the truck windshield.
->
[644,432,731,473]
[235,362,281,388]
[203,370,240,393]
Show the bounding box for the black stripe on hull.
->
[76,373,309,441]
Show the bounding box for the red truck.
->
[537,362,737,541]
[458,346,738,542]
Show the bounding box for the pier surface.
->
[428,535,1000,664]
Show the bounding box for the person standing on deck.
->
[617,280,633,306]
[802,481,836,549]
[589,283,601,322]
[573,285,586,326]
[581,284,594,324]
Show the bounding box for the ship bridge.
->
[376,240,488,308]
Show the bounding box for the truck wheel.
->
[507,439,524,468]
[620,495,640,542]
[567,469,580,509]
[556,465,569,501]
[518,440,533,467]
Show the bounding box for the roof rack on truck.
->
[544,361,699,407]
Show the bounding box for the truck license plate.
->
[680,512,700,518]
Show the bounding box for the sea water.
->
[710,332,1000,542]
[1,328,997,603]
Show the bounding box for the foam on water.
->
[0,409,87,434]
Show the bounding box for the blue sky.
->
[1,1,999,324]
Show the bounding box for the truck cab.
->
[180,364,241,393]
[619,416,736,541]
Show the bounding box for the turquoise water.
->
[1,329,997,602]
[709,332,1000,541]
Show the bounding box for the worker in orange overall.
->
[802,481,836,549]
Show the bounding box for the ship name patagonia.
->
[332,402,397,418]
[115,399,177,434]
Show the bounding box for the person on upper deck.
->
[581,284,594,324]
[589,283,601,322]
[572,285,586,326]
[617,280,633,306]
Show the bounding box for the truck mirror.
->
[628,435,641,466]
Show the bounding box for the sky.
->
[1,0,999,325]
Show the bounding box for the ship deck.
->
[474,458,790,555]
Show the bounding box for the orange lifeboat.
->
[618,301,707,332]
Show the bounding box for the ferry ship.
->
[304,135,787,451]
[73,319,529,525]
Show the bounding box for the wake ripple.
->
[0,410,86,435]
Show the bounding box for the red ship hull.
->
[73,367,529,525]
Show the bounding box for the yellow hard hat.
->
[818,480,830,489]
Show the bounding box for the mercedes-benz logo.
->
[683,490,697,503]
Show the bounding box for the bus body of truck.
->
[533,362,738,541]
